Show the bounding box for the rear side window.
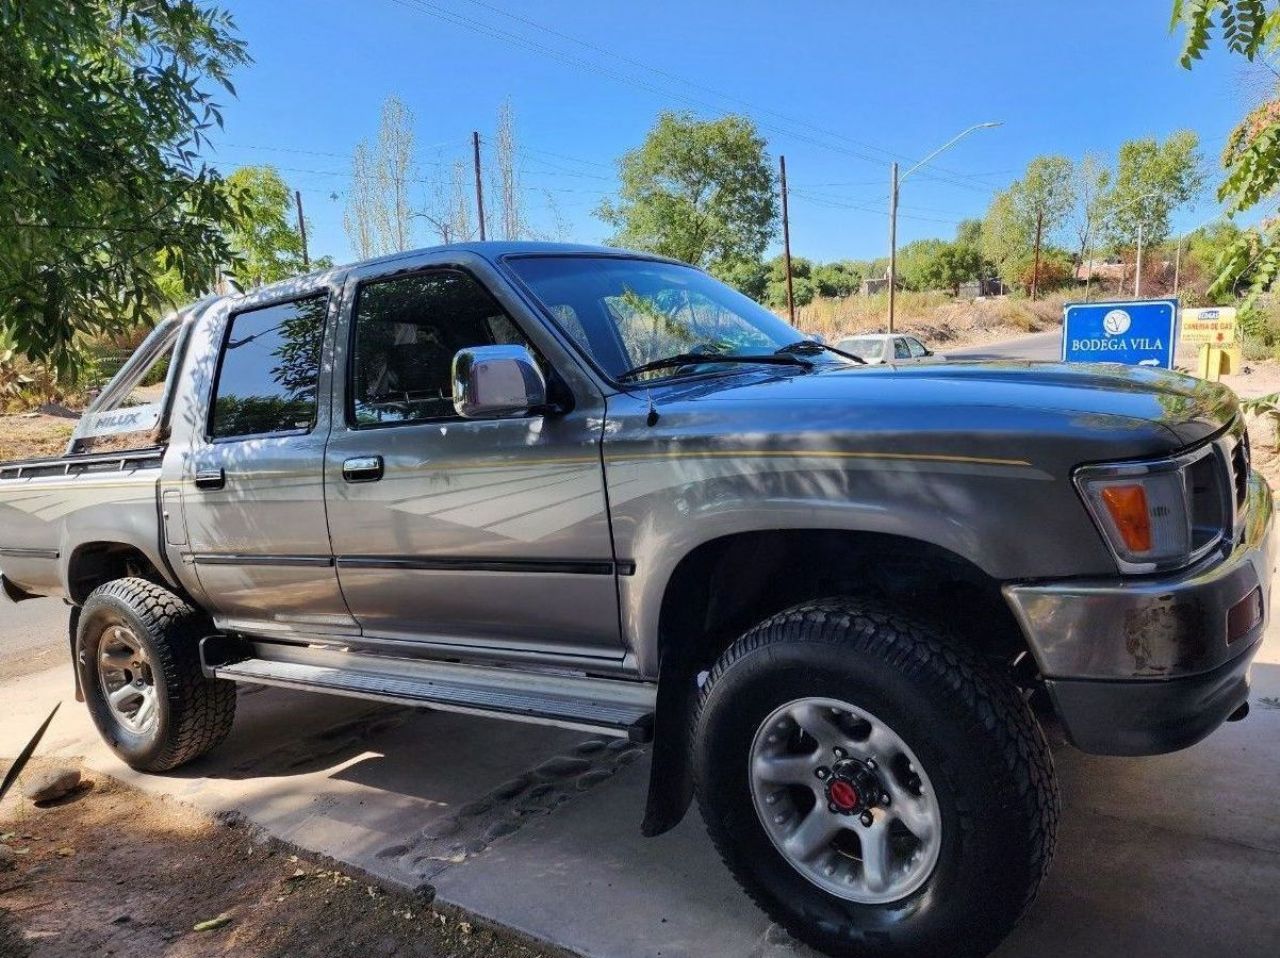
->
[209,296,327,439]
[349,269,534,426]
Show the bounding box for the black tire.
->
[693,599,1058,958]
[77,577,236,772]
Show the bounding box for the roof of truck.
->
[183,242,689,320]
[335,240,676,277]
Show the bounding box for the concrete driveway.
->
[3,590,1280,958]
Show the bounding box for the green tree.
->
[765,255,814,308]
[598,112,778,274]
[981,156,1076,289]
[1173,1,1280,300]
[717,258,769,301]
[0,2,249,376]
[344,95,416,259]
[225,167,307,288]
[1070,153,1112,264]
[1102,132,1203,249]
[812,261,862,298]
[897,238,982,294]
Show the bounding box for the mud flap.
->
[69,605,84,702]
[641,653,697,837]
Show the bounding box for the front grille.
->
[1230,428,1250,509]
[1186,448,1228,551]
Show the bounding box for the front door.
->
[178,288,356,638]
[323,255,623,664]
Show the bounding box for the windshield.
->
[506,255,804,382]
[838,337,885,360]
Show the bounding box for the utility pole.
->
[294,190,309,269]
[1030,208,1044,302]
[887,161,899,332]
[779,155,796,325]
[472,131,486,242]
[884,121,1000,332]
[1083,238,1093,303]
[1173,233,1182,298]
[1134,219,1144,297]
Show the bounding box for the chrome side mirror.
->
[452,345,547,419]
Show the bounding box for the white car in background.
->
[834,333,945,365]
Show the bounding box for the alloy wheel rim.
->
[748,696,942,904]
[96,624,158,734]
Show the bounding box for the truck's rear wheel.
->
[693,600,1057,958]
[77,577,235,772]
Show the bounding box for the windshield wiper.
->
[617,352,813,382]
[775,340,866,364]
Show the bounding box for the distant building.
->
[1075,259,1126,282]
[860,274,900,295]
[957,278,1005,298]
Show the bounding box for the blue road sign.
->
[1062,299,1178,369]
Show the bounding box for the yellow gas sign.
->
[1180,307,1237,345]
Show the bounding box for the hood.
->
[655,358,1233,453]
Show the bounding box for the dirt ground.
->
[0,760,572,958]
[0,415,75,462]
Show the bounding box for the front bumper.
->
[1004,472,1275,756]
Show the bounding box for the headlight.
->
[1075,445,1229,573]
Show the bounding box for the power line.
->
[453,0,997,187]
[386,0,995,195]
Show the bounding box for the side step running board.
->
[201,638,656,741]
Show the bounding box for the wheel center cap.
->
[827,778,861,812]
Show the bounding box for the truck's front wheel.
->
[693,600,1058,958]
[77,578,236,772]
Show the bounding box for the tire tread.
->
[83,577,235,771]
[693,598,1059,956]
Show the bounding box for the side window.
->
[894,338,911,360]
[350,269,535,426]
[906,337,928,358]
[209,296,327,440]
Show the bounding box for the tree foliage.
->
[1173,2,1280,300]
[223,167,316,288]
[1070,153,1112,262]
[1102,131,1203,249]
[981,156,1075,285]
[598,112,778,272]
[0,1,249,376]
[344,95,416,258]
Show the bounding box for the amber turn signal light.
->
[1099,484,1152,553]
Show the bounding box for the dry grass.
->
[0,415,75,462]
[786,292,1068,349]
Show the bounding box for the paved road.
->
[0,596,66,684]
[947,329,1062,362]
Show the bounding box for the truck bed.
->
[0,447,166,600]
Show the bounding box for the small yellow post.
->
[1196,344,1238,382]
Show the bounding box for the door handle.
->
[193,468,225,490]
[343,456,383,483]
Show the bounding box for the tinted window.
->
[905,337,928,358]
[350,270,534,426]
[894,338,911,359]
[210,296,326,439]
[507,256,805,382]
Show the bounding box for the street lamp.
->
[888,121,1001,332]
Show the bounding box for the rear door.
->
[175,284,357,638]
[323,251,624,664]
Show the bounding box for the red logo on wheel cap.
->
[828,779,860,812]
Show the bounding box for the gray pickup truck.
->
[1,242,1273,958]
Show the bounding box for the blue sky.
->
[206,0,1248,265]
